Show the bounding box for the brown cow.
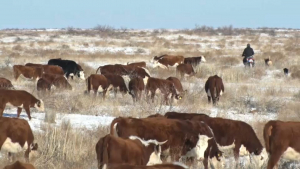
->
[204,75,224,105]
[166,77,186,100]
[101,162,188,169]
[263,120,300,169]
[145,77,182,105]
[25,63,65,76]
[264,56,273,66]
[0,117,38,162]
[164,112,268,168]
[13,65,43,81]
[52,76,72,90]
[4,161,35,169]
[127,61,147,68]
[128,77,145,102]
[176,64,196,79]
[95,134,166,169]
[0,89,44,120]
[97,64,151,79]
[0,77,14,89]
[110,117,222,169]
[152,55,184,69]
[184,56,206,66]
[37,78,52,92]
[103,74,129,97]
[85,74,112,99]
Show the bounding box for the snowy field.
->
[0,28,300,169]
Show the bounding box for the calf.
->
[184,56,206,67]
[103,74,129,97]
[0,89,44,120]
[205,75,224,105]
[101,162,188,169]
[145,77,182,105]
[13,65,43,81]
[52,76,73,90]
[164,112,268,168]
[0,117,38,162]
[95,134,166,169]
[86,74,112,99]
[127,61,147,68]
[128,77,145,102]
[4,161,35,169]
[110,117,222,169]
[263,120,300,169]
[0,77,14,89]
[166,77,186,100]
[176,64,196,79]
[152,55,184,69]
[37,78,52,92]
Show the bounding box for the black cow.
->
[48,59,85,80]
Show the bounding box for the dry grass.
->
[1,28,300,168]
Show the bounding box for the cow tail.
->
[110,117,122,137]
[96,135,109,169]
[263,121,273,153]
[96,66,102,74]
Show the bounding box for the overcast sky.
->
[1,0,298,29]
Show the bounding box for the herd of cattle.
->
[0,54,298,169]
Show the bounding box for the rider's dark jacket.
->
[242,47,254,57]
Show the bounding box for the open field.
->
[0,27,300,169]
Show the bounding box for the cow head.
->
[29,143,39,160]
[250,148,268,168]
[181,134,212,161]
[76,64,85,80]
[34,100,44,112]
[129,136,167,166]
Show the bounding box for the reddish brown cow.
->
[176,64,196,79]
[86,74,111,99]
[25,63,65,76]
[101,162,188,169]
[263,120,300,169]
[37,78,52,92]
[95,134,166,169]
[166,77,186,100]
[204,75,224,105]
[127,61,147,68]
[0,117,38,162]
[97,64,150,79]
[103,74,129,97]
[164,112,268,168]
[52,76,72,90]
[0,77,14,89]
[152,55,184,69]
[0,90,44,120]
[145,77,182,105]
[4,161,35,169]
[128,77,145,102]
[184,56,206,66]
[13,65,43,81]
[110,117,222,169]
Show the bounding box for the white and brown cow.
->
[110,117,223,169]
[101,162,188,169]
[0,89,44,120]
[145,77,182,105]
[95,134,166,169]
[166,77,186,100]
[0,117,38,162]
[164,112,268,168]
[128,77,145,102]
[152,55,184,69]
[263,120,300,169]
[205,75,224,105]
[85,74,112,99]
[184,56,206,67]
[176,64,196,79]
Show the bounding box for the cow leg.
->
[8,152,16,162]
[212,97,217,106]
[267,149,285,169]
[151,92,155,103]
[114,88,117,98]
[24,107,32,120]
[24,147,30,162]
[233,144,241,169]
[207,96,211,103]
[17,107,22,118]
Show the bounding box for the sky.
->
[0,0,299,30]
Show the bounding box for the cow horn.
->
[158,140,168,145]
